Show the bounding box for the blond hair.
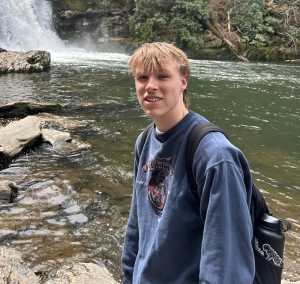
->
[128,42,190,107]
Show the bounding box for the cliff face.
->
[49,0,130,44]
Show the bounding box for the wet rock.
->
[42,129,72,146]
[53,8,127,43]
[0,180,18,204]
[41,128,91,154]
[38,113,88,130]
[0,114,91,169]
[0,50,51,74]
[0,116,42,169]
[0,247,40,284]
[44,262,118,284]
[0,102,62,118]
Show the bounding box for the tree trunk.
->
[197,15,248,61]
[227,10,231,32]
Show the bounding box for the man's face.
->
[134,60,188,131]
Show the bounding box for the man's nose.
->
[145,76,158,91]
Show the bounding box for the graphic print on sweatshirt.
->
[143,157,173,215]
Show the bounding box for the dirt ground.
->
[282,257,300,282]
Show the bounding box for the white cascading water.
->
[0,0,128,64]
[0,0,64,51]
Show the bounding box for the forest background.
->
[50,0,300,62]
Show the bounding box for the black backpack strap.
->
[251,183,270,226]
[186,122,228,195]
[186,122,273,228]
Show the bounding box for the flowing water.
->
[0,0,300,282]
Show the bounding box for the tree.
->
[127,0,212,50]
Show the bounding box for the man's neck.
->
[154,108,189,132]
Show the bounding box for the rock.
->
[0,102,62,118]
[44,262,118,284]
[41,128,91,153]
[0,48,6,53]
[53,8,127,42]
[0,180,18,204]
[38,113,88,130]
[0,116,42,169]
[0,50,51,74]
[0,247,118,284]
[0,114,90,169]
[0,247,40,284]
[42,129,72,146]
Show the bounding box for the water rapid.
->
[0,0,64,51]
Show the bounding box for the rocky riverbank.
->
[0,247,118,283]
[0,50,51,74]
[0,101,119,283]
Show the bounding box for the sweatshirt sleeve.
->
[121,143,140,283]
[197,156,255,283]
[122,188,139,283]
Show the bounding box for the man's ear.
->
[181,75,188,92]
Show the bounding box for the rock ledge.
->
[0,50,51,73]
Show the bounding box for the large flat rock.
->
[0,102,62,118]
[44,262,118,284]
[0,247,119,284]
[0,116,42,168]
[0,247,40,284]
[0,50,50,73]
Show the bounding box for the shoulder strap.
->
[251,183,270,226]
[186,122,227,195]
[186,122,273,228]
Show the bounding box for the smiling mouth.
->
[145,97,161,102]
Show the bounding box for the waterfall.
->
[0,0,64,51]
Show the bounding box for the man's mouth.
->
[145,97,161,102]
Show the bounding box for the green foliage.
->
[60,0,90,11]
[127,0,299,57]
[92,0,130,9]
[59,0,132,10]
[228,0,299,50]
[128,0,212,50]
[231,1,265,43]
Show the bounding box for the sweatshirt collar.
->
[155,111,195,142]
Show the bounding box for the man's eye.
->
[137,76,147,81]
[158,75,169,80]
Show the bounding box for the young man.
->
[122,42,255,283]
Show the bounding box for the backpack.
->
[140,121,291,284]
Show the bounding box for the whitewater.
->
[0,0,128,65]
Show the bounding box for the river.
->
[0,49,299,281]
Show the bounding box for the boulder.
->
[0,247,40,284]
[42,129,72,146]
[0,114,90,169]
[38,113,88,130]
[44,262,118,284]
[0,247,118,284]
[0,180,18,204]
[0,102,62,118]
[0,116,42,169]
[0,50,51,74]
[41,128,91,155]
